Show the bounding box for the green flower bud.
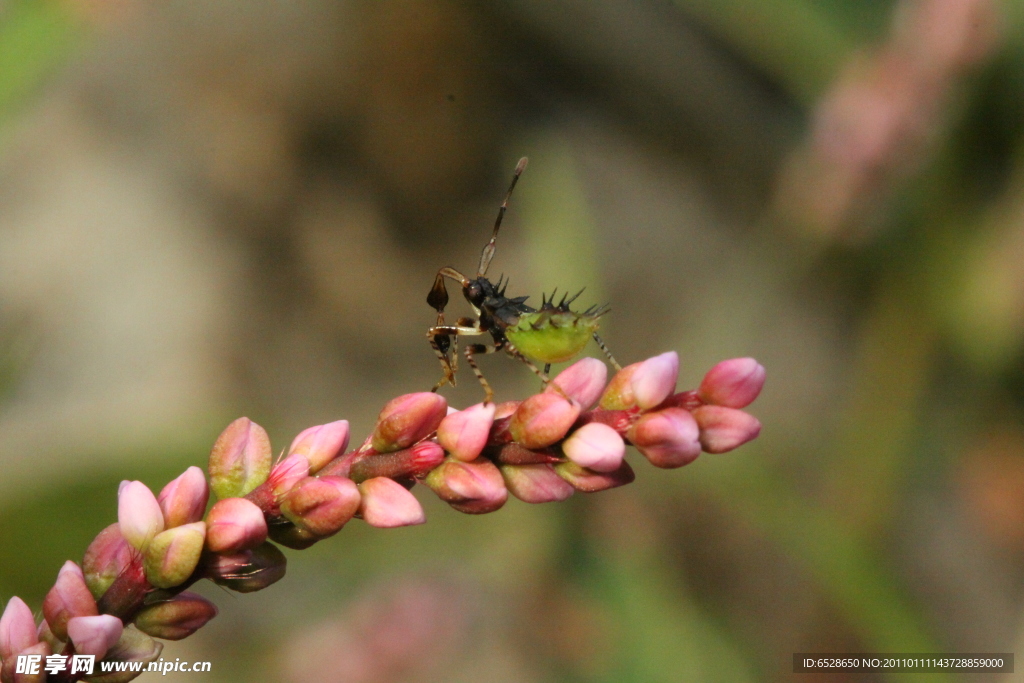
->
[143,522,206,590]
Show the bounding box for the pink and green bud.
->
[500,464,575,503]
[82,524,133,599]
[266,454,311,499]
[554,460,636,492]
[494,401,521,419]
[67,614,123,659]
[357,477,426,528]
[42,562,98,641]
[548,357,608,409]
[424,458,508,514]
[280,476,361,537]
[133,592,217,641]
[631,351,679,409]
[692,405,762,453]
[628,407,702,468]
[598,362,642,410]
[205,498,268,553]
[157,466,209,528]
[561,422,626,473]
[698,357,765,408]
[205,542,287,593]
[287,420,350,473]
[143,522,206,590]
[437,403,496,462]
[0,597,38,660]
[208,417,272,499]
[36,621,61,654]
[371,393,448,453]
[96,626,163,682]
[0,641,49,683]
[117,481,165,551]
[509,393,581,449]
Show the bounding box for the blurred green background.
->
[1,0,1022,681]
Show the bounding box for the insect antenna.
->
[477,157,528,278]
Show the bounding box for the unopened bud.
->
[42,562,98,641]
[157,467,209,528]
[67,614,123,659]
[561,422,626,473]
[598,362,642,409]
[509,393,580,449]
[36,621,62,654]
[117,481,165,552]
[627,408,701,468]
[99,626,163,682]
[267,520,320,550]
[631,351,679,409]
[500,464,575,503]
[437,403,496,462]
[281,476,361,537]
[205,498,268,553]
[205,542,287,593]
[357,477,426,528]
[82,524,133,599]
[0,597,38,660]
[424,458,508,514]
[143,522,206,590]
[0,641,49,683]
[288,420,350,473]
[371,393,447,453]
[266,454,311,499]
[697,358,765,408]
[554,460,636,492]
[208,417,272,499]
[548,357,608,409]
[692,405,762,453]
[133,592,218,641]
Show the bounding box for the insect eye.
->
[465,282,482,304]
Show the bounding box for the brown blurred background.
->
[0,0,1021,680]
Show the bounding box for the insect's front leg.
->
[464,341,504,404]
[429,322,485,392]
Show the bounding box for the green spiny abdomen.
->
[505,310,600,364]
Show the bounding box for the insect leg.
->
[504,343,572,400]
[428,323,483,391]
[592,333,622,371]
[464,342,502,404]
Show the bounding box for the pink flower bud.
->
[0,641,49,683]
[0,597,38,660]
[561,422,626,473]
[500,464,575,503]
[67,614,123,659]
[371,393,447,453]
[437,403,496,462]
[281,476,361,538]
[548,357,608,409]
[631,351,679,409]
[554,460,636,492]
[82,524,133,599]
[266,454,311,498]
[208,417,272,499]
[205,498,268,553]
[42,562,98,641]
[143,522,206,590]
[424,458,508,514]
[117,481,165,551]
[598,362,642,409]
[509,393,581,449]
[133,592,218,641]
[692,405,762,453]
[101,625,163,673]
[493,401,521,419]
[205,542,287,593]
[287,420,350,473]
[357,477,426,528]
[697,357,765,408]
[627,407,702,468]
[158,466,209,528]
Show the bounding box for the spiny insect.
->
[426,157,620,403]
